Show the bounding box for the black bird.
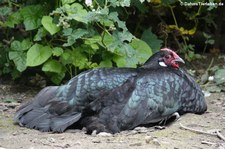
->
[14,48,207,133]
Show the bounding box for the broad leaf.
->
[26,44,52,66]
[108,12,127,31]
[113,39,152,68]
[20,5,45,30]
[61,50,73,65]
[52,47,64,56]
[109,0,131,7]
[141,28,163,53]
[0,6,12,16]
[42,60,64,73]
[99,60,112,68]
[21,39,33,51]
[63,28,89,46]
[5,11,22,27]
[41,16,60,35]
[61,0,76,5]
[11,39,32,51]
[34,27,48,41]
[215,68,225,85]
[130,39,152,64]
[45,71,65,85]
[71,48,88,69]
[67,3,88,24]
[8,51,27,72]
[10,41,21,51]
[113,43,137,67]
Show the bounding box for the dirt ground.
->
[0,82,225,149]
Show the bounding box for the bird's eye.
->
[165,55,171,59]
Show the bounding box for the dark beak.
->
[174,57,185,64]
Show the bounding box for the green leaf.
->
[61,0,76,5]
[86,8,109,23]
[109,0,131,7]
[10,39,32,51]
[34,27,48,41]
[10,41,21,51]
[141,28,163,53]
[71,48,88,69]
[8,51,27,72]
[26,44,52,66]
[52,47,64,56]
[113,39,152,68]
[21,39,33,51]
[113,43,137,67]
[20,5,45,30]
[214,68,225,85]
[129,39,152,64]
[5,11,22,27]
[207,85,222,93]
[60,50,73,65]
[63,28,89,46]
[67,3,88,24]
[41,16,60,35]
[161,0,176,6]
[206,39,215,45]
[102,31,134,54]
[108,12,127,31]
[0,6,12,16]
[45,71,65,85]
[42,60,64,73]
[203,32,211,39]
[49,72,65,85]
[3,97,17,103]
[99,60,112,68]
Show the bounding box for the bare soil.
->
[0,82,225,149]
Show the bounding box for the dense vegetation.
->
[0,0,224,84]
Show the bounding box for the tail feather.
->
[14,86,82,132]
[51,113,81,132]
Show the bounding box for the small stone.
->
[63,144,71,148]
[48,137,55,143]
[74,141,81,145]
[152,138,161,146]
[154,126,166,130]
[91,130,97,136]
[12,132,18,136]
[145,136,153,144]
[92,140,101,143]
[97,132,113,137]
[130,142,142,146]
[134,127,148,133]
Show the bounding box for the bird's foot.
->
[171,112,180,121]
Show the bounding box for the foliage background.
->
[0,0,224,85]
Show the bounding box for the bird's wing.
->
[116,73,181,131]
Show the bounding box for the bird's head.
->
[141,48,185,69]
[158,48,185,69]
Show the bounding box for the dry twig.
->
[201,141,217,145]
[216,130,225,141]
[179,123,225,141]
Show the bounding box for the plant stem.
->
[170,6,178,27]
[206,57,214,71]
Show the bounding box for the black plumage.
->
[14,48,207,133]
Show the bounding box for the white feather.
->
[159,61,167,67]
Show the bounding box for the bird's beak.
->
[174,57,185,64]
